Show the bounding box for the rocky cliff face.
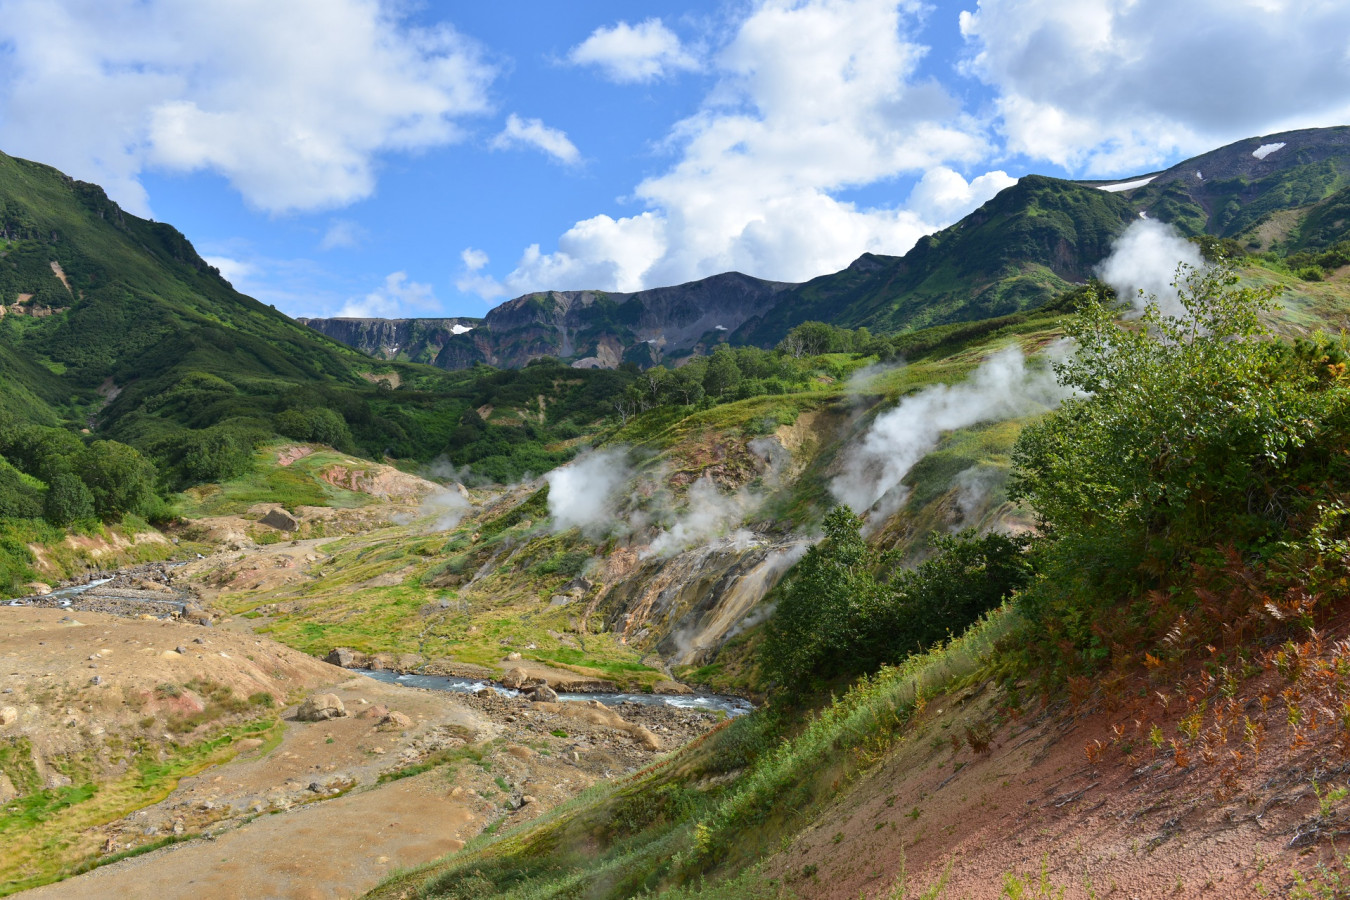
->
[299,317,488,367]
[303,271,794,371]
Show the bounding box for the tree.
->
[703,347,742,398]
[1011,263,1315,560]
[2,425,84,481]
[762,509,1035,694]
[43,473,94,526]
[76,441,157,520]
[179,429,250,484]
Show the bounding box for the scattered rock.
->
[296,694,347,721]
[0,706,16,727]
[261,508,300,532]
[521,794,536,806]
[181,605,213,626]
[175,646,188,655]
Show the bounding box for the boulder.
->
[325,647,370,669]
[360,704,391,720]
[500,667,530,690]
[181,605,213,626]
[296,693,347,721]
[527,683,559,702]
[24,582,51,596]
[377,711,413,731]
[0,706,16,727]
[261,508,300,532]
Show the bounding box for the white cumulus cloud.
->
[568,18,700,83]
[959,0,1350,176]
[0,0,495,215]
[338,272,438,318]
[491,114,581,165]
[492,0,1004,298]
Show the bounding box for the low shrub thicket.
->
[1009,262,1350,681]
[761,508,1034,695]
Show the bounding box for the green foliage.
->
[703,347,743,398]
[75,440,157,520]
[42,472,94,526]
[762,508,1034,693]
[274,407,353,451]
[0,456,42,519]
[1009,261,1350,674]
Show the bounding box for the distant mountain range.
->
[304,125,1350,370]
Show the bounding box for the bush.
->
[174,427,253,485]
[0,457,42,519]
[761,508,1033,694]
[1009,262,1350,672]
[43,473,95,526]
[274,407,353,451]
[76,440,158,521]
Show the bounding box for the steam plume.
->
[422,485,471,531]
[643,476,755,559]
[544,447,632,536]
[1097,219,1206,318]
[830,346,1068,519]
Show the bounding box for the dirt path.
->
[27,770,483,900]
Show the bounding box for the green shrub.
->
[42,473,94,526]
[76,440,158,521]
[1009,262,1350,674]
[761,508,1033,694]
[0,457,41,519]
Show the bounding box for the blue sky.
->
[2,0,1348,320]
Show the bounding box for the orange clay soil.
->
[770,631,1350,898]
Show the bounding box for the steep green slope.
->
[1127,126,1350,238]
[735,176,1138,346]
[0,150,641,479]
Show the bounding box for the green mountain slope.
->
[1125,125,1350,238]
[0,150,646,525]
[735,175,1138,346]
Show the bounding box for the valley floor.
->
[2,581,720,899]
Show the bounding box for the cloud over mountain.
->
[0,0,496,215]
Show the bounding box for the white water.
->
[357,669,753,717]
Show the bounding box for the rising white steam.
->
[951,464,1006,528]
[422,485,471,532]
[643,476,756,559]
[544,447,633,536]
[831,346,1069,520]
[1097,219,1206,318]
